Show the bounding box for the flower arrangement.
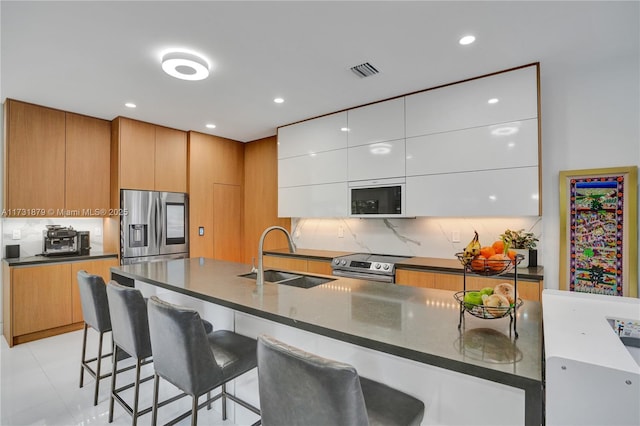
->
[499,229,539,250]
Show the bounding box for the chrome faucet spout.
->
[257,226,296,286]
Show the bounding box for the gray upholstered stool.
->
[147,296,261,426]
[77,270,133,406]
[257,334,425,426]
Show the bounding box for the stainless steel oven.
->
[331,253,412,283]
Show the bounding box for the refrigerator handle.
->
[156,196,163,249]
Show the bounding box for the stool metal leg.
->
[79,324,88,388]
[222,383,227,420]
[151,373,160,426]
[109,344,118,423]
[92,331,106,406]
[132,358,142,426]
[191,396,198,426]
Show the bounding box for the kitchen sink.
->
[238,269,335,289]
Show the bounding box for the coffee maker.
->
[42,226,90,256]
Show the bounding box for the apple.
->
[480,287,493,296]
[463,291,483,309]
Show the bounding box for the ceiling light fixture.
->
[125,102,136,108]
[161,49,210,81]
[459,35,476,45]
[206,123,216,129]
[274,98,284,104]
[488,98,499,104]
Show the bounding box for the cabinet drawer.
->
[406,118,538,176]
[278,112,347,159]
[348,139,406,181]
[406,66,538,138]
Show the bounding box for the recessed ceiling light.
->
[340,127,350,132]
[125,102,136,108]
[459,35,476,45]
[206,123,216,129]
[161,49,210,81]
[274,98,284,104]
[488,98,499,104]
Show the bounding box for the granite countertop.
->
[3,252,118,267]
[263,247,544,280]
[112,258,542,388]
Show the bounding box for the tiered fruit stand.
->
[454,253,525,338]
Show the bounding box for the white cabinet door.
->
[278,183,348,218]
[406,118,538,176]
[406,167,540,217]
[278,150,347,187]
[347,98,405,147]
[277,112,348,159]
[348,139,406,182]
[406,65,538,138]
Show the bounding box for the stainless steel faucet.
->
[257,226,296,286]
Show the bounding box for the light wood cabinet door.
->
[5,100,66,215]
[263,256,307,272]
[65,113,111,213]
[155,126,187,192]
[307,260,332,275]
[396,269,436,288]
[213,184,243,262]
[70,258,118,324]
[119,118,156,190]
[12,264,72,336]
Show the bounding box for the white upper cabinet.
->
[279,183,348,218]
[405,65,538,138]
[347,98,405,147]
[406,118,539,176]
[348,139,406,182]
[406,167,540,217]
[279,150,347,187]
[277,111,348,159]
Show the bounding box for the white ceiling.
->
[1,1,638,142]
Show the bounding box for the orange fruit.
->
[470,255,487,272]
[507,250,517,263]
[492,240,504,254]
[487,254,509,272]
[480,246,496,258]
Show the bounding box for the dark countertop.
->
[112,258,542,388]
[264,247,544,280]
[3,252,118,267]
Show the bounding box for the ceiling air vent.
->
[350,62,379,78]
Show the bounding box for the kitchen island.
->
[111,257,542,425]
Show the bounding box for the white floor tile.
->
[1,331,252,426]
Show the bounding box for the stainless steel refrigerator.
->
[120,189,189,265]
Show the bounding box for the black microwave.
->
[349,179,406,217]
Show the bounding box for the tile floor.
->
[0,329,235,426]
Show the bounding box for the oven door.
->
[332,269,395,283]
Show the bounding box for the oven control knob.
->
[383,264,390,270]
[340,260,347,266]
[333,259,340,265]
[374,263,381,269]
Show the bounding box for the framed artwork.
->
[559,166,638,297]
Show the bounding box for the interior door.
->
[213,184,243,262]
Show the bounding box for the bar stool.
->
[257,334,425,426]
[147,296,261,426]
[106,281,216,425]
[77,270,132,406]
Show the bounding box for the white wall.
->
[296,54,640,295]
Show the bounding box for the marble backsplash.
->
[291,216,543,265]
[2,218,104,258]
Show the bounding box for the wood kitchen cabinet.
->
[4,99,111,217]
[396,268,542,302]
[188,131,244,260]
[262,255,333,275]
[113,117,187,192]
[2,257,118,347]
[4,99,66,215]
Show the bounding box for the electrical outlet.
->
[94,227,102,237]
[198,227,205,236]
[452,231,460,243]
[12,229,21,240]
[338,226,344,238]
